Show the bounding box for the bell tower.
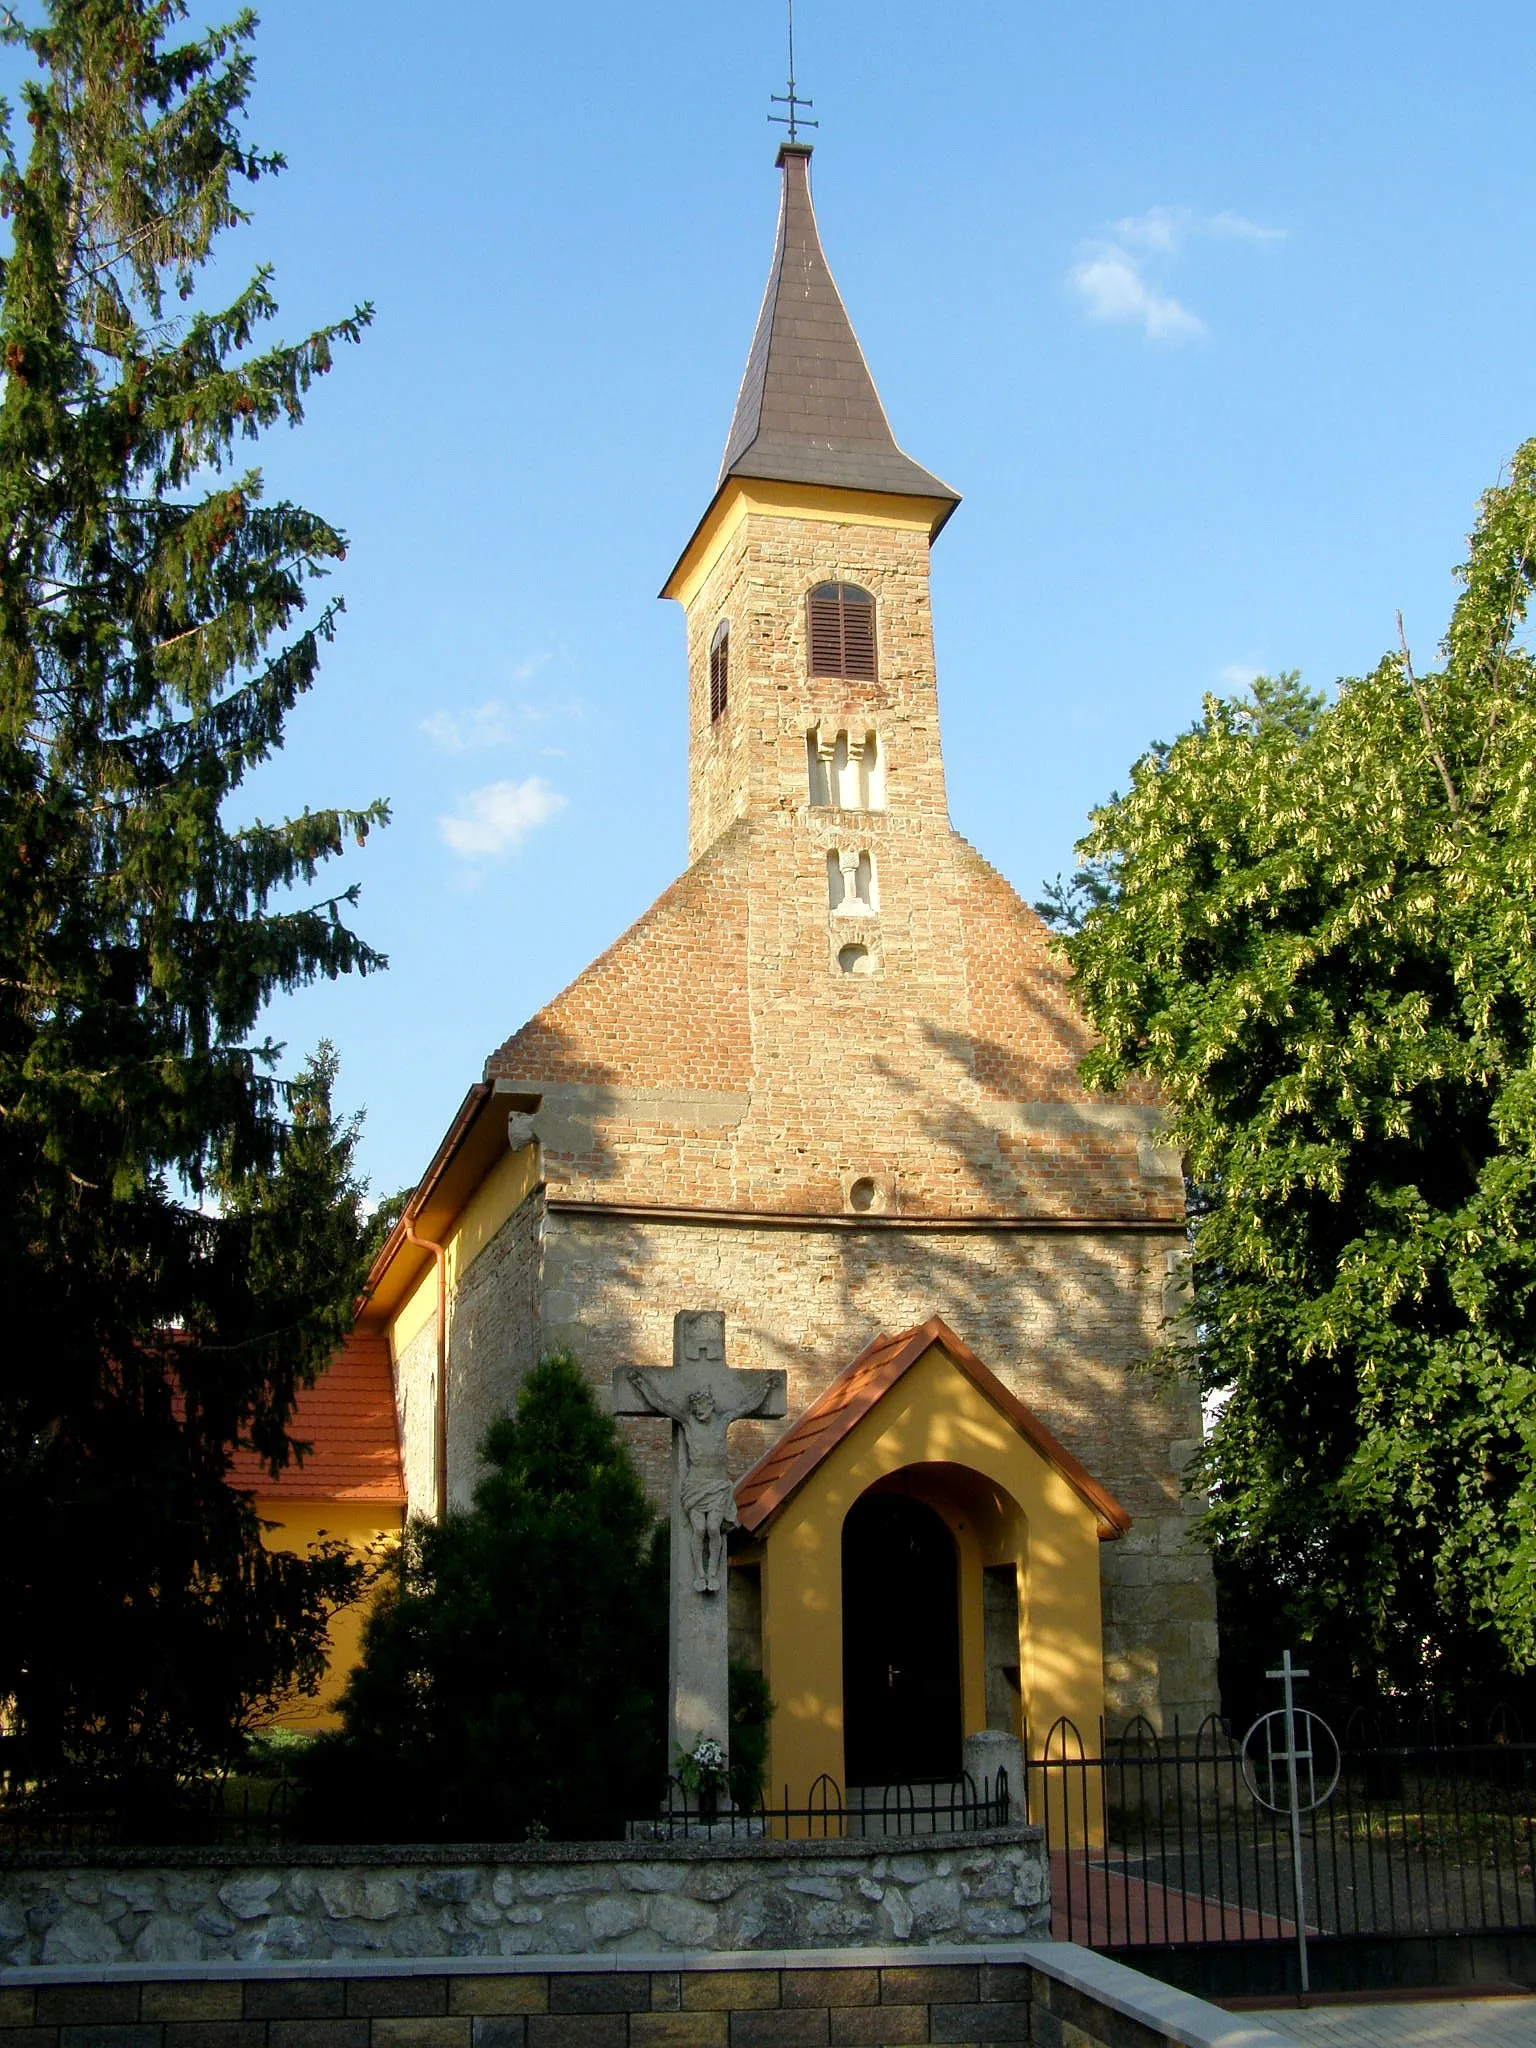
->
[662,144,960,866]
[481,139,1217,1746]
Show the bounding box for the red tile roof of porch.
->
[733,1314,1130,1539]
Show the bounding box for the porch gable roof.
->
[732,1314,1131,1541]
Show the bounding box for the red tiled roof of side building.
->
[227,1330,405,1507]
[734,1314,1131,1541]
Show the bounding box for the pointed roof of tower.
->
[717,143,959,519]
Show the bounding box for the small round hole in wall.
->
[838,942,873,975]
[848,1176,878,1212]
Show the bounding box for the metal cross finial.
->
[769,0,818,143]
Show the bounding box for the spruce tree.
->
[0,0,385,1798]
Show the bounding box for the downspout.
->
[405,1219,449,1523]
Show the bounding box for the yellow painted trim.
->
[391,1263,438,1359]
[663,479,938,611]
[446,1140,542,1291]
[388,1141,540,1365]
[756,1341,1106,1814]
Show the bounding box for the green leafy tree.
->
[1053,447,1536,1705]
[299,1355,667,1842]
[0,0,384,1797]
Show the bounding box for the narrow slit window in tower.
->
[806,729,832,806]
[709,620,729,722]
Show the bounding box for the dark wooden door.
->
[841,1491,962,1786]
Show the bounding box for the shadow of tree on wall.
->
[454,990,1195,1544]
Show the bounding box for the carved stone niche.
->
[806,726,884,812]
[826,848,876,915]
[829,925,882,978]
[843,1172,893,1215]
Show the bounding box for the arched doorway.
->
[841,1489,962,1785]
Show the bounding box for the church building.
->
[280,142,1219,1783]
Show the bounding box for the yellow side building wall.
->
[253,1501,404,1730]
[386,1139,543,1512]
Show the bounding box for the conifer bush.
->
[298,1355,667,1842]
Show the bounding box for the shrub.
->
[298,1354,666,1840]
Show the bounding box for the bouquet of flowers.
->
[674,1734,729,1816]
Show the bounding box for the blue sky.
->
[72,3,1536,1194]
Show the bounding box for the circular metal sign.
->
[1240,1707,1340,1815]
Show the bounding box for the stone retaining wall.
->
[0,1944,1304,2048]
[0,1831,1045,1970]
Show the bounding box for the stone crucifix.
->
[613,1312,786,1778]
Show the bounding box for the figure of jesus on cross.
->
[613,1312,787,1782]
[622,1359,776,1593]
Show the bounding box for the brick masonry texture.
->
[401,504,1217,1733]
[0,1948,1298,2048]
[0,1838,1045,1970]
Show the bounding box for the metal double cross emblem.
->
[1239,1650,1340,1995]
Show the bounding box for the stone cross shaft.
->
[613,1312,786,1776]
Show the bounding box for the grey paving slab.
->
[1253,1997,1536,2047]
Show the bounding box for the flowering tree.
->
[1050,447,1536,1703]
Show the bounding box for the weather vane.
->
[769,0,817,143]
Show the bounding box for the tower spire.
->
[716,145,958,520]
[768,0,817,146]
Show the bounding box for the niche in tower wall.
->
[806,728,884,810]
[842,1490,963,1786]
[826,848,875,913]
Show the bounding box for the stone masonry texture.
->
[446,1195,544,1511]
[393,503,1218,1736]
[0,1835,1045,1968]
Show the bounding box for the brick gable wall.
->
[410,497,1218,1734]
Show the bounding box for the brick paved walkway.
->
[1253,1996,1536,2046]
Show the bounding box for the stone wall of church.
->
[535,1208,1218,1737]
[444,1187,547,1508]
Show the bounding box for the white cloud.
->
[1208,210,1287,244]
[1069,249,1204,341]
[438,777,567,859]
[1068,206,1284,342]
[420,690,586,753]
[421,701,520,751]
[1220,662,1261,688]
[1109,206,1188,255]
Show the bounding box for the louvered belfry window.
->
[709,620,729,722]
[807,583,877,682]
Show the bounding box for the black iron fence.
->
[0,1769,1015,1855]
[1027,1711,1536,1949]
[0,1776,298,1855]
[638,1768,1013,1842]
